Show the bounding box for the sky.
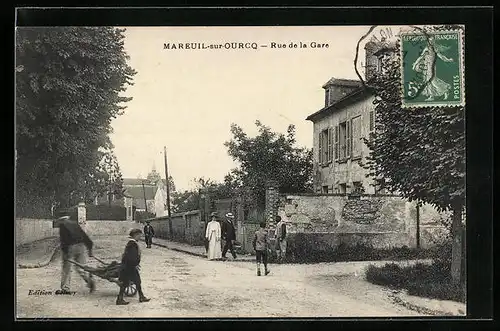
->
[110,25,396,191]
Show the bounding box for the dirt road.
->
[16,236,424,318]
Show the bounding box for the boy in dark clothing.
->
[143,221,155,248]
[252,221,271,276]
[116,228,151,305]
[55,215,95,294]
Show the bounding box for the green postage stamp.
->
[400,29,465,109]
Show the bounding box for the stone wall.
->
[277,194,450,249]
[84,221,141,237]
[15,219,141,247]
[147,210,205,246]
[16,219,58,246]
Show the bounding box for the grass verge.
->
[365,262,465,303]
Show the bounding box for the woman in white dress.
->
[205,213,222,260]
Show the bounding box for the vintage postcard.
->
[15,23,467,319]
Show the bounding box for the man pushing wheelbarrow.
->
[54,211,96,295]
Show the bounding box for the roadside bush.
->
[365,262,465,303]
[86,204,126,220]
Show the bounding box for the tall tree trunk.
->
[450,203,463,284]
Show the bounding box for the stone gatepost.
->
[265,180,279,225]
[235,193,245,251]
[77,202,87,230]
[125,197,133,221]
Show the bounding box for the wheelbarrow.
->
[67,255,137,297]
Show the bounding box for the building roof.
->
[306,85,372,122]
[123,178,168,186]
[322,78,363,89]
[123,178,146,186]
[124,185,157,201]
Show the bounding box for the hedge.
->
[286,233,433,263]
[86,204,126,221]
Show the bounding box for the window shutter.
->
[369,110,375,141]
[327,127,333,162]
[346,120,351,158]
[334,125,339,161]
[318,132,323,164]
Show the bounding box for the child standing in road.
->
[116,228,151,305]
[252,221,270,276]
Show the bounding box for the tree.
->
[146,169,162,185]
[146,169,176,193]
[16,27,136,215]
[170,176,240,214]
[224,121,313,209]
[171,190,200,214]
[99,148,125,206]
[362,25,465,283]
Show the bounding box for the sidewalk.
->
[140,237,255,262]
[17,237,61,269]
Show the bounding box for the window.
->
[334,126,339,160]
[375,178,387,194]
[369,110,375,142]
[325,88,329,106]
[325,88,335,106]
[351,116,362,158]
[352,181,364,193]
[319,127,333,166]
[336,121,351,160]
[339,183,347,194]
[318,131,323,164]
[327,127,333,162]
[376,56,383,74]
[339,122,346,159]
[322,186,329,194]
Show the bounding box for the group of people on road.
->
[205,211,288,276]
[53,208,287,307]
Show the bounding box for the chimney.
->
[322,78,362,107]
[364,40,379,81]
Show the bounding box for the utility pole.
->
[416,202,421,249]
[163,146,173,237]
[142,181,148,214]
